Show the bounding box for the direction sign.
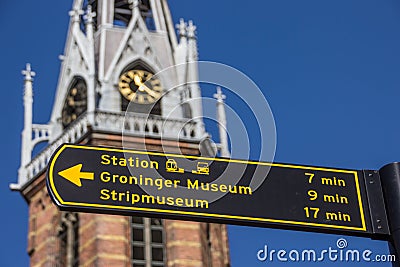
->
[46,144,389,237]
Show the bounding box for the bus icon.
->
[192,162,210,175]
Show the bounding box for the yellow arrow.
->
[58,164,94,187]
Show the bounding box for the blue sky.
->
[1,0,400,266]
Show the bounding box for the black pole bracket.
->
[363,170,390,237]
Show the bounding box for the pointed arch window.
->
[56,212,79,267]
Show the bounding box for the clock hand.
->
[133,75,146,92]
[134,74,155,94]
[141,84,160,98]
[132,73,159,99]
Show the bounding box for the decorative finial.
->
[22,63,36,82]
[214,87,226,103]
[214,86,229,157]
[69,8,84,23]
[187,20,197,39]
[84,5,96,25]
[176,18,187,37]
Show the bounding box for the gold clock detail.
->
[61,78,87,128]
[118,69,162,104]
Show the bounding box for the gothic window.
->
[56,212,79,267]
[113,0,155,30]
[182,103,192,119]
[179,88,192,119]
[131,217,165,267]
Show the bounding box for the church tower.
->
[11,0,230,266]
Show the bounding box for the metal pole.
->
[379,162,400,267]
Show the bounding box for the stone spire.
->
[187,20,198,60]
[184,19,204,136]
[84,5,97,125]
[20,63,36,184]
[214,87,230,157]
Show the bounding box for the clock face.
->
[61,79,87,128]
[118,69,162,104]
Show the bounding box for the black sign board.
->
[46,144,389,238]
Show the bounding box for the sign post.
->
[379,163,400,266]
[46,144,389,239]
